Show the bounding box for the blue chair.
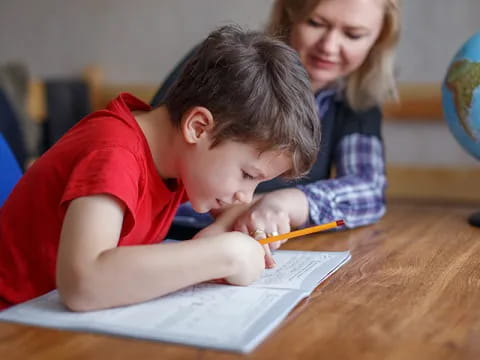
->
[0,133,22,206]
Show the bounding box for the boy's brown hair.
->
[164,25,320,178]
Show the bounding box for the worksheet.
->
[0,250,350,353]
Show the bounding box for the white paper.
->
[0,250,350,353]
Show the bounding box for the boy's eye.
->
[242,171,255,180]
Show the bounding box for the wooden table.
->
[1,202,480,360]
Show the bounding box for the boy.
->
[0,25,320,311]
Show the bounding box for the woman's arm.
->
[297,133,386,228]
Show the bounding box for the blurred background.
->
[0,0,478,202]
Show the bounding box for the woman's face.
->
[289,0,385,92]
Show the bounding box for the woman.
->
[152,0,401,266]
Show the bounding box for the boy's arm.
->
[194,201,256,239]
[56,194,264,312]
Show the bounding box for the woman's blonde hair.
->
[266,0,401,110]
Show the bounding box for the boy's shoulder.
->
[66,93,149,152]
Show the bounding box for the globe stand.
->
[468,211,480,227]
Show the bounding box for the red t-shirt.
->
[0,93,186,309]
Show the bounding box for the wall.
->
[1,0,479,83]
[0,0,273,83]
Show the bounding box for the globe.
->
[442,31,480,227]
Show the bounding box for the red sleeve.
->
[60,147,142,236]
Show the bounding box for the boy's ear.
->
[181,106,215,144]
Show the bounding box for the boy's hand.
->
[222,232,265,286]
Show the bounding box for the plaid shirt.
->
[296,90,386,228]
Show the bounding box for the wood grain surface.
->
[1,201,480,360]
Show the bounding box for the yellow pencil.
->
[258,220,345,245]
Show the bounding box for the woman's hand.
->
[232,188,309,268]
